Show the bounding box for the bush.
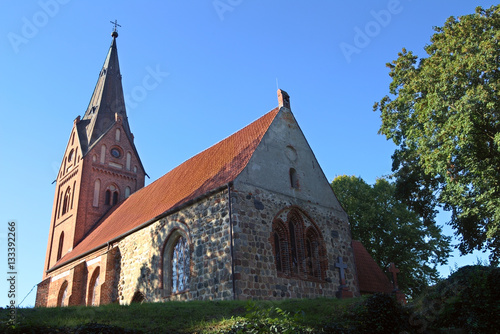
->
[352,293,413,333]
[414,265,500,333]
[222,301,312,334]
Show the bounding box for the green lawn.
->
[0,297,359,333]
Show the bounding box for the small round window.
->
[110,148,121,158]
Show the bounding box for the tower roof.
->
[78,33,131,154]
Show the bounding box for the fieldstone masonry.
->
[231,184,357,299]
[116,190,233,303]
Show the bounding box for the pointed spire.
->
[80,31,130,152]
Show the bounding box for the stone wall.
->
[116,189,234,304]
[231,182,358,299]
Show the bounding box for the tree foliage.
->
[374,5,500,263]
[331,175,451,296]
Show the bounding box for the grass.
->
[0,297,361,333]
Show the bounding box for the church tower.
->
[43,29,146,278]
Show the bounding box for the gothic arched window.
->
[274,232,282,272]
[272,220,289,275]
[104,185,119,206]
[105,190,111,205]
[172,236,190,293]
[305,228,322,279]
[162,230,191,295]
[271,208,325,281]
[62,187,71,215]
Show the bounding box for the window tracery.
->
[162,229,191,296]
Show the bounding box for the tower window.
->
[111,147,121,158]
[105,185,119,206]
[289,168,299,189]
[115,129,121,142]
[105,190,111,205]
[62,187,71,215]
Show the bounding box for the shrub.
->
[414,265,500,333]
[222,301,312,334]
[350,293,413,334]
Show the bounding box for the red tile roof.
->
[352,240,393,294]
[53,108,280,270]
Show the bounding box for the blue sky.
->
[0,0,496,307]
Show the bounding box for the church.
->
[35,30,393,307]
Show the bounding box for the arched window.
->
[57,232,64,261]
[163,230,191,295]
[274,232,282,272]
[305,228,322,279]
[271,208,324,280]
[88,267,100,306]
[58,281,68,307]
[272,220,289,275]
[62,187,71,215]
[104,185,119,206]
[105,190,111,205]
[288,220,299,274]
[115,128,121,142]
[289,168,299,189]
[125,186,131,198]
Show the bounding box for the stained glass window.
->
[91,273,99,306]
[171,236,190,293]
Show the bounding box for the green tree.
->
[332,175,451,297]
[374,5,500,263]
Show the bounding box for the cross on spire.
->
[110,20,121,32]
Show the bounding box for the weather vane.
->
[110,19,121,33]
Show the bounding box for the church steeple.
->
[43,29,146,277]
[79,30,131,154]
